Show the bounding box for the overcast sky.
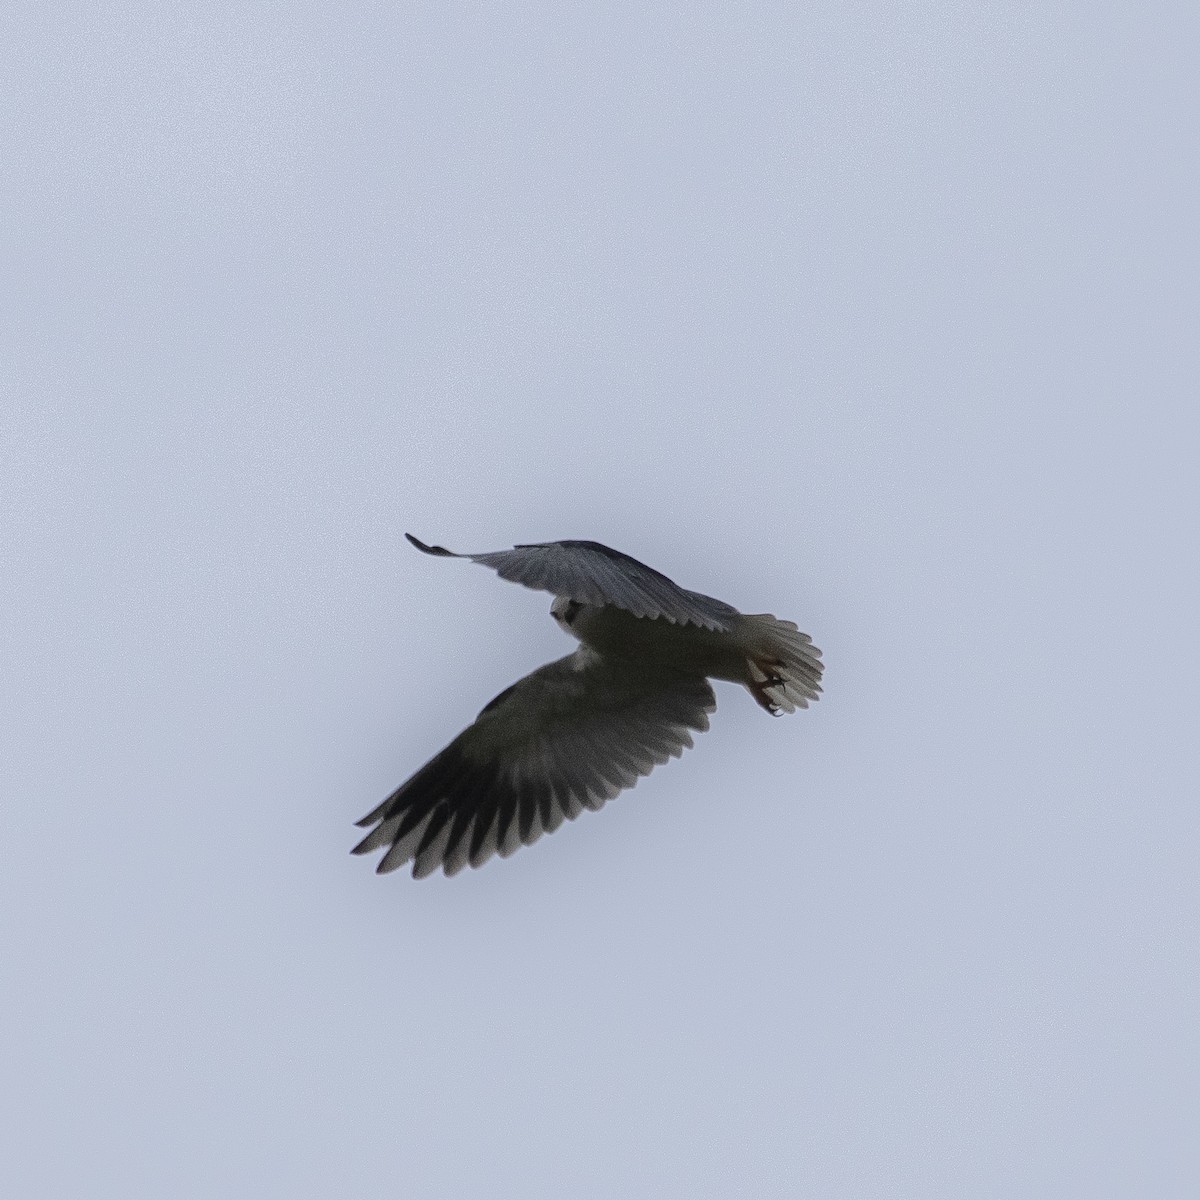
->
[3,3,1198,1197]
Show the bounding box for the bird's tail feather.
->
[742,614,824,715]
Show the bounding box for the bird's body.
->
[353,534,823,879]
[568,599,756,682]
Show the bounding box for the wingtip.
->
[405,532,456,557]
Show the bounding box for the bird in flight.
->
[353,534,823,879]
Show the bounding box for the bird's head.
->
[550,597,583,629]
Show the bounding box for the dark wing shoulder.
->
[406,533,737,631]
[352,650,716,879]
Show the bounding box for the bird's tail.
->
[741,614,824,715]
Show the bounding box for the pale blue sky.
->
[3,3,1198,1197]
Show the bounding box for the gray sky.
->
[3,3,1198,1197]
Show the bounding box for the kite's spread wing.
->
[352,649,716,879]
[406,533,738,631]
